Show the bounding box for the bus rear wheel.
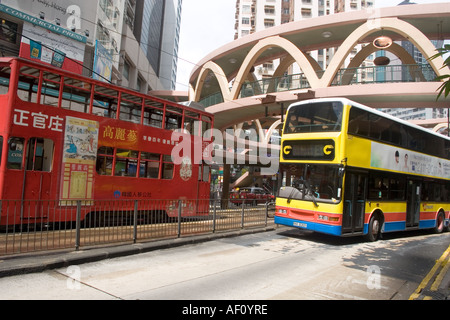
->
[365,214,381,242]
[433,211,445,234]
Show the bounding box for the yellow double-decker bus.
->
[275,98,450,241]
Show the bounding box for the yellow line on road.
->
[409,245,450,300]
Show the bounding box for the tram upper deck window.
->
[143,99,164,128]
[0,66,11,95]
[165,105,183,131]
[120,92,142,124]
[92,85,118,118]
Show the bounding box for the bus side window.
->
[7,137,25,170]
[25,138,54,172]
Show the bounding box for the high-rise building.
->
[234,0,375,78]
[0,0,181,92]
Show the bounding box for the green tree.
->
[429,44,450,100]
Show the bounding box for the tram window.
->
[202,116,212,138]
[165,105,183,131]
[41,72,61,108]
[18,66,40,103]
[62,77,91,113]
[202,165,210,182]
[162,155,174,180]
[184,110,199,135]
[139,152,160,179]
[7,137,25,170]
[143,100,164,128]
[26,138,54,172]
[96,146,114,175]
[92,85,118,118]
[120,93,142,123]
[0,66,11,95]
[114,149,138,177]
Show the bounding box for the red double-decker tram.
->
[0,58,213,227]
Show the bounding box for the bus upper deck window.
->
[7,137,25,170]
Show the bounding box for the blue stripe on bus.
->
[380,221,406,233]
[363,220,439,234]
[419,219,436,229]
[275,216,342,236]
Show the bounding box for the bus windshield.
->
[284,101,343,134]
[279,163,343,205]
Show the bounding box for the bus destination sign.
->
[283,139,335,161]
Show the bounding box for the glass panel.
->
[26,138,53,172]
[0,66,11,95]
[96,146,114,175]
[62,77,91,112]
[41,72,61,107]
[120,92,142,123]
[143,99,164,128]
[114,149,138,177]
[284,101,343,134]
[92,85,118,118]
[7,137,25,170]
[139,152,160,179]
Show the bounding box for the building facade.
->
[0,0,181,92]
[234,0,375,78]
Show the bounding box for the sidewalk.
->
[0,226,276,278]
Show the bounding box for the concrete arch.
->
[341,42,425,85]
[433,123,449,133]
[321,17,450,87]
[264,119,283,142]
[194,61,231,103]
[230,36,320,100]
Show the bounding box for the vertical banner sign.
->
[93,40,113,82]
[61,117,99,203]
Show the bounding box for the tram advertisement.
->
[60,117,99,203]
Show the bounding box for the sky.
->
[175,0,449,91]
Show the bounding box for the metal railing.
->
[198,64,438,107]
[0,199,276,256]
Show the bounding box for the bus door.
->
[21,138,54,222]
[406,179,421,228]
[342,171,367,234]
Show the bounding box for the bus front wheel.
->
[366,214,382,242]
